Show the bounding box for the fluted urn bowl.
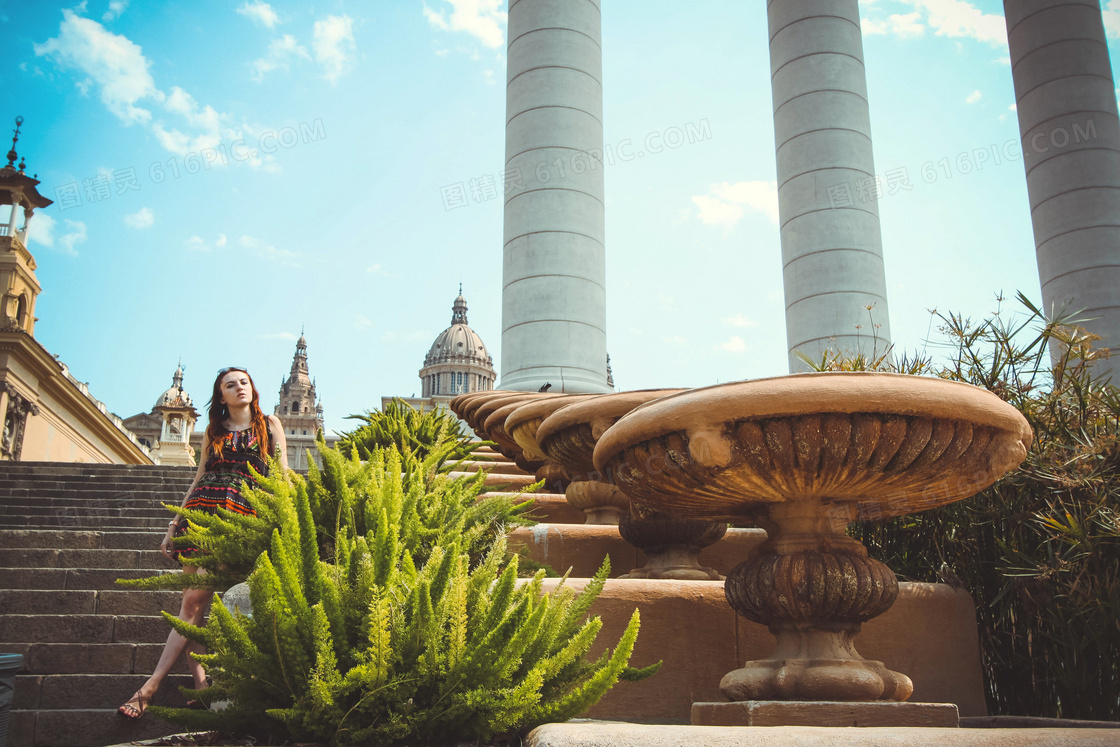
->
[505,395,601,493]
[593,372,1032,703]
[537,389,728,579]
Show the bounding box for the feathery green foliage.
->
[132,413,655,743]
[151,456,654,744]
[337,397,481,464]
[805,292,1120,720]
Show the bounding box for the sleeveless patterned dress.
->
[172,424,273,561]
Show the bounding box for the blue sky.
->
[3,0,1120,435]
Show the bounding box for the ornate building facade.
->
[275,334,327,470]
[123,365,198,466]
[384,290,496,419]
[0,117,150,463]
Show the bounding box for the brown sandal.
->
[118,692,150,719]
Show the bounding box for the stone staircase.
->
[0,462,198,747]
[0,451,545,747]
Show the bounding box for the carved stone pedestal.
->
[618,513,725,580]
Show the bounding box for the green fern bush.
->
[338,398,480,464]
[130,430,656,743]
[152,462,652,743]
[124,433,532,594]
[806,293,1120,720]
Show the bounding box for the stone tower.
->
[768,0,893,370]
[150,364,198,466]
[275,334,324,470]
[420,290,496,397]
[0,116,50,338]
[1005,0,1120,381]
[500,0,611,393]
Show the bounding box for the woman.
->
[118,367,288,719]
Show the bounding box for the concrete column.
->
[1005,0,1120,381]
[769,0,892,371]
[501,0,610,393]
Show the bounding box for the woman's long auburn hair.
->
[206,368,271,459]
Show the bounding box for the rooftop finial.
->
[7,115,23,169]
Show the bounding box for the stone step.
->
[0,614,174,644]
[509,525,767,579]
[0,504,169,518]
[458,459,520,473]
[0,516,172,531]
[0,492,181,506]
[447,471,539,490]
[1,568,172,591]
[14,673,195,710]
[9,707,181,747]
[0,475,192,488]
[0,589,181,615]
[8,642,193,675]
[0,547,177,569]
[484,492,585,525]
[0,529,164,550]
[0,461,193,476]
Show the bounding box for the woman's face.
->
[220,370,253,407]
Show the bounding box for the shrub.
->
[807,293,1120,720]
[337,398,480,464]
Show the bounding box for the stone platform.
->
[691,700,959,727]
[524,722,1120,746]
[547,578,987,723]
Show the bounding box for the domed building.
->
[383,290,496,420]
[419,291,496,396]
[122,364,198,465]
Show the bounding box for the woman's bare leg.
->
[120,566,211,715]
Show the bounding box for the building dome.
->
[155,365,192,409]
[420,291,496,396]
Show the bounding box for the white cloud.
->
[692,180,779,230]
[29,212,56,249]
[657,293,678,312]
[354,314,373,330]
[662,335,689,346]
[237,1,279,29]
[240,234,299,266]
[215,233,227,248]
[1105,1,1120,38]
[102,0,128,22]
[861,1,1005,46]
[34,9,162,125]
[123,207,153,229]
[723,313,757,328]
[905,0,1006,46]
[965,89,982,104]
[35,12,255,163]
[863,12,924,37]
[720,336,747,353]
[250,34,310,82]
[185,235,209,252]
[423,0,506,50]
[313,15,355,84]
[34,217,88,256]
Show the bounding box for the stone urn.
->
[505,394,601,493]
[594,372,1032,703]
[466,392,550,472]
[483,396,564,486]
[538,389,728,579]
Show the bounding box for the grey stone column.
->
[769,0,892,371]
[501,0,610,393]
[1005,0,1120,381]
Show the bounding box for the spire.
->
[6,116,21,170]
[172,360,184,388]
[451,290,468,326]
